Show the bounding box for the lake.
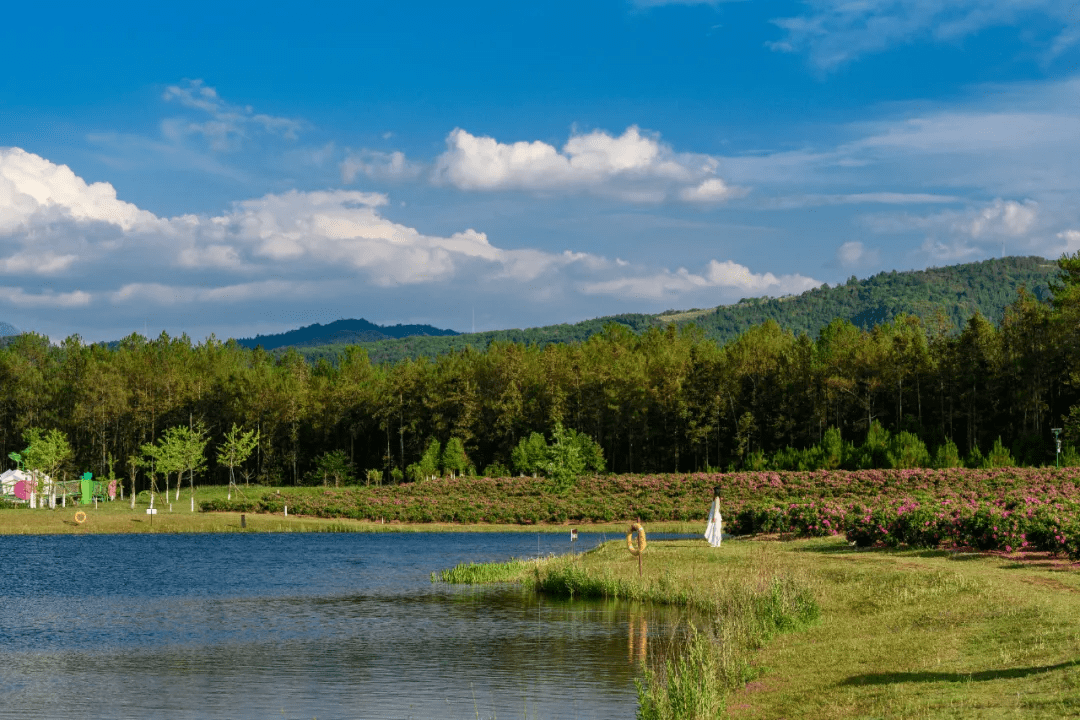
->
[0,532,690,720]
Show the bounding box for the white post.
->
[284,506,288,517]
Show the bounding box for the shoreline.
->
[0,507,705,536]
[437,535,1080,718]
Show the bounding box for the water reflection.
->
[0,532,693,720]
[628,614,648,665]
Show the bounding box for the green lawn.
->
[727,539,1080,719]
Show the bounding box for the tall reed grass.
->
[433,558,537,584]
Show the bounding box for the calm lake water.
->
[0,532,690,720]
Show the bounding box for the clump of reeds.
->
[636,625,725,720]
[635,574,818,720]
[433,558,537,584]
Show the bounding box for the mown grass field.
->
[726,541,1080,719]
[439,536,1080,719]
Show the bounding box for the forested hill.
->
[689,255,1058,346]
[294,256,1058,364]
[235,318,458,350]
[299,313,663,364]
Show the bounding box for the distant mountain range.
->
[3,256,1062,363]
[233,318,458,350]
[277,256,1061,364]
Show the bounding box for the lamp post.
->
[1052,428,1062,468]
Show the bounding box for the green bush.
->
[745,450,769,471]
[442,437,468,478]
[418,438,441,479]
[983,437,1015,468]
[511,432,549,476]
[933,439,962,469]
[819,427,844,470]
[545,422,588,492]
[966,445,985,469]
[887,431,930,469]
[853,421,891,469]
[482,462,510,477]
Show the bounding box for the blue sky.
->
[1,0,1078,342]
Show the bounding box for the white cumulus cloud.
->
[968,199,1037,238]
[835,241,881,269]
[1055,229,1080,254]
[582,259,818,299]
[0,147,155,232]
[433,126,741,203]
[680,178,743,203]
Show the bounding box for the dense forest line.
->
[1,254,1077,491]
[294,256,1057,365]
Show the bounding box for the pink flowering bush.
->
[201,467,1080,558]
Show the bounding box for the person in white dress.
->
[705,492,723,547]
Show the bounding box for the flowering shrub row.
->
[200,467,1080,557]
[728,497,1080,558]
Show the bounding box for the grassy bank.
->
[0,487,702,535]
[437,538,820,718]
[437,536,1080,718]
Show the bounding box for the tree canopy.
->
[0,256,1075,490]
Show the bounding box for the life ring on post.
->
[74,511,87,524]
[626,522,647,556]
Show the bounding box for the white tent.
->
[1,468,27,496]
[0,468,50,500]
